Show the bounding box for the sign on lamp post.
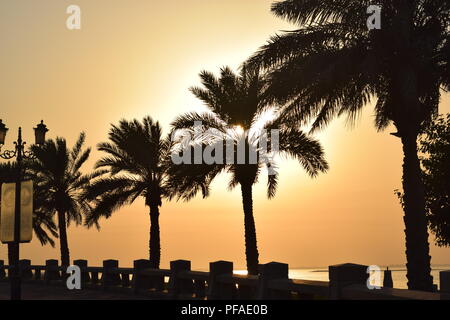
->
[0,181,33,243]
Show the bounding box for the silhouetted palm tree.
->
[28,133,99,266]
[84,117,172,269]
[248,0,449,290]
[170,67,328,275]
[0,162,58,265]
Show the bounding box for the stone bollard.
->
[19,259,33,280]
[207,261,235,300]
[383,267,393,288]
[329,263,368,300]
[101,260,121,289]
[256,262,290,300]
[132,259,153,293]
[74,259,90,284]
[44,259,61,283]
[169,260,193,297]
[0,260,5,280]
[440,270,450,294]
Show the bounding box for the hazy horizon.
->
[1,0,449,271]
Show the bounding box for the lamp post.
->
[0,119,48,300]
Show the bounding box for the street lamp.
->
[34,120,48,146]
[0,119,49,300]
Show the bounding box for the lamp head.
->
[34,120,49,146]
[0,119,8,146]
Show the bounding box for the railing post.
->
[383,267,393,288]
[329,263,368,299]
[207,261,235,300]
[101,259,121,289]
[34,267,42,281]
[256,262,289,300]
[74,259,90,284]
[19,259,33,280]
[169,260,193,297]
[121,272,131,288]
[132,259,153,293]
[0,260,5,280]
[91,271,99,286]
[44,259,61,283]
[440,270,450,294]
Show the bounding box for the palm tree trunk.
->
[149,203,161,269]
[401,132,434,291]
[240,182,259,275]
[57,210,70,266]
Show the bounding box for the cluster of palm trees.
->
[0,67,329,277]
[0,134,99,266]
[246,0,448,291]
[0,0,448,291]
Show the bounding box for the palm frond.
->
[277,127,329,177]
[267,170,279,199]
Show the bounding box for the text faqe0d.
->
[0,181,33,243]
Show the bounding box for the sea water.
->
[235,265,450,289]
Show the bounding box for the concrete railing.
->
[0,260,449,300]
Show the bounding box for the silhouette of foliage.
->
[248,0,448,291]
[84,117,173,269]
[397,114,450,247]
[169,67,328,274]
[421,114,450,247]
[28,133,100,266]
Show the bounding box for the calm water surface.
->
[235,265,450,289]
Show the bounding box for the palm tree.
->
[248,0,449,290]
[83,117,172,269]
[0,162,58,265]
[169,67,328,275]
[28,133,99,266]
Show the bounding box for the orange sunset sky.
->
[1,0,449,270]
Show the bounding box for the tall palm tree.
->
[0,162,58,265]
[169,67,328,275]
[83,117,172,269]
[28,133,99,266]
[248,0,449,290]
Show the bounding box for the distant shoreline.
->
[310,268,450,272]
[310,265,450,272]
